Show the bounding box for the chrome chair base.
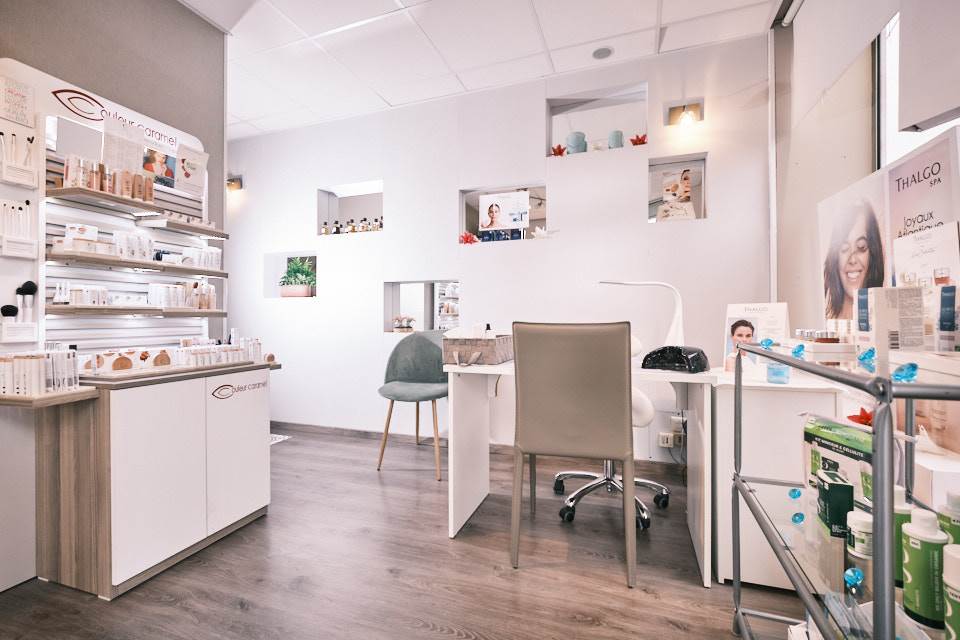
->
[553,460,669,530]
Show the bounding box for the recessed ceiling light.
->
[592,47,613,60]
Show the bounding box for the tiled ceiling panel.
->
[268,0,399,36]
[532,0,659,49]
[227,1,302,60]
[457,53,553,91]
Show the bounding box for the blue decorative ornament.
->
[844,567,864,588]
[791,344,805,360]
[857,347,876,363]
[791,512,804,525]
[892,362,919,383]
[788,488,802,500]
[760,338,774,350]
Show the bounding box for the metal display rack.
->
[730,343,960,639]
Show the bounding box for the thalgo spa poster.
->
[817,170,891,321]
[721,302,789,372]
[478,190,530,231]
[888,133,959,240]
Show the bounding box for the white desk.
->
[444,361,716,588]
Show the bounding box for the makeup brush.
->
[23,136,35,165]
[20,281,37,324]
[0,132,5,164]
[1,305,17,324]
[14,286,23,323]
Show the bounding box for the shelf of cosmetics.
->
[56,153,158,206]
[792,415,960,638]
[0,345,80,397]
[80,336,266,378]
[319,217,383,235]
[49,224,222,271]
[0,127,38,188]
[48,281,220,315]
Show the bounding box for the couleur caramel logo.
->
[51,89,105,121]
[211,381,267,400]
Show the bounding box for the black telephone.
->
[641,346,710,373]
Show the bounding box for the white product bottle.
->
[846,509,873,601]
[944,545,960,640]
[903,508,949,633]
[939,492,960,545]
[895,486,912,601]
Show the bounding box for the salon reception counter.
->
[0,362,276,600]
[443,361,840,590]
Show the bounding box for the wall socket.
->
[658,432,674,448]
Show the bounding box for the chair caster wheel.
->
[636,514,651,530]
[559,506,575,522]
[654,493,669,509]
[553,479,565,495]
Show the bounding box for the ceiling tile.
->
[247,108,325,132]
[269,0,399,36]
[227,121,263,140]
[660,3,769,52]
[375,74,463,105]
[409,0,543,70]
[458,53,552,91]
[550,30,656,72]
[227,64,295,120]
[236,41,387,118]
[227,1,303,60]
[179,0,258,32]
[661,0,768,25]
[532,0,658,49]
[318,12,450,85]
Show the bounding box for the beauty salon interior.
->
[3,1,960,638]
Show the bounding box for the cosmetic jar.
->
[766,362,790,384]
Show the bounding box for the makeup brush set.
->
[0,128,38,188]
[1,280,38,326]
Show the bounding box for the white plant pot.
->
[280,284,314,298]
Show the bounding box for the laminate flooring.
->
[0,424,801,639]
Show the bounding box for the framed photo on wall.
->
[478,190,530,231]
[648,155,706,222]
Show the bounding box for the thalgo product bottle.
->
[944,545,960,640]
[845,510,873,601]
[903,508,948,631]
[895,486,912,596]
[938,492,960,544]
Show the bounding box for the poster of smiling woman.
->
[818,171,890,321]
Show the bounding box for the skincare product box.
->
[855,286,924,373]
[923,285,960,352]
[803,415,874,514]
[816,469,855,537]
[914,451,960,510]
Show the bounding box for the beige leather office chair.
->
[510,321,637,587]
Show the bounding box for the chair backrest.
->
[384,330,448,385]
[512,322,633,459]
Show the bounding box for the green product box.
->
[817,470,855,537]
[803,415,874,513]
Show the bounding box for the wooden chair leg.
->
[510,449,524,568]
[415,402,420,445]
[622,456,637,588]
[529,454,536,515]
[376,400,394,471]
[431,399,441,481]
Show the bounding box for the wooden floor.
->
[0,424,801,639]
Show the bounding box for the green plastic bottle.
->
[904,508,949,630]
[939,492,960,545]
[944,545,960,640]
[896,486,912,590]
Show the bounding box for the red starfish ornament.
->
[630,134,647,146]
[550,144,566,156]
[847,407,873,426]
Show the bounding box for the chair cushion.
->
[378,381,448,402]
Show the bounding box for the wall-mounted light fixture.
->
[226,176,243,191]
[664,100,704,127]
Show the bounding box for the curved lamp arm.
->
[598,280,685,346]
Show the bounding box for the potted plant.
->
[279,257,316,297]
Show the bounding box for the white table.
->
[444,361,716,588]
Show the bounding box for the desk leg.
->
[677,381,712,588]
[448,372,491,538]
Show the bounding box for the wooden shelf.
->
[80,360,253,382]
[46,305,226,318]
[46,187,165,215]
[46,251,228,278]
[136,217,229,239]
[0,386,99,408]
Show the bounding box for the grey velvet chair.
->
[510,321,637,587]
[376,330,448,481]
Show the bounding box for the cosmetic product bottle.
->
[332,220,341,234]
[132,174,144,200]
[895,486,911,600]
[903,508,948,631]
[121,171,133,198]
[320,222,329,235]
[143,176,154,202]
[936,268,952,286]
[98,163,107,191]
[814,330,839,343]
[845,509,873,601]
[938,492,960,544]
[945,545,960,640]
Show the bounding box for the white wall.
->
[226,36,771,459]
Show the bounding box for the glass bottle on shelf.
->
[320,222,330,235]
[332,220,341,234]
